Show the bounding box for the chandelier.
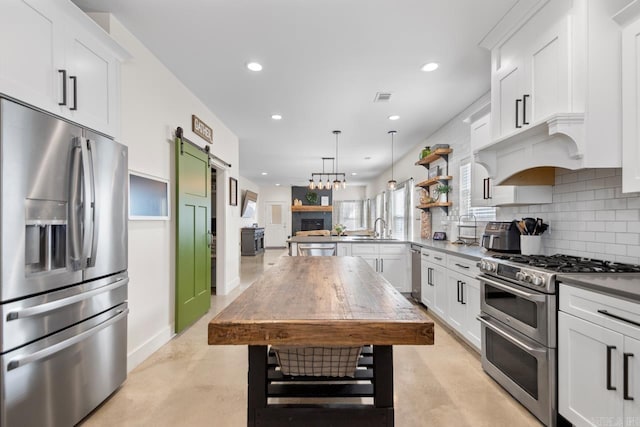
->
[308,130,347,190]
[387,130,397,190]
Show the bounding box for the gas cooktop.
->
[479,253,640,294]
[491,254,640,274]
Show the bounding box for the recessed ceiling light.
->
[351,172,358,176]
[421,62,439,72]
[271,114,282,120]
[275,183,281,186]
[261,172,268,175]
[388,115,400,121]
[247,62,263,72]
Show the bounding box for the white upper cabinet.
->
[0,0,128,138]
[616,1,640,193]
[477,0,627,185]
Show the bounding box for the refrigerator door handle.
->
[86,139,99,268]
[6,277,129,321]
[79,139,96,268]
[69,141,83,270]
[6,308,129,371]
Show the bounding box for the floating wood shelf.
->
[414,148,453,167]
[291,205,333,212]
[416,176,453,189]
[416,202,453,210]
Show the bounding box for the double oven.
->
[478,256,558,427]
[478,254,640,426]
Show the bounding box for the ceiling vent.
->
[373,92,392,102]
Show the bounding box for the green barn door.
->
[175,136,211,333]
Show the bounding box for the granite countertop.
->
[557,273,640,303]
[288,236,490,261]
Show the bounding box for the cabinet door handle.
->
[607,345,617,391]
[515,99,522,128]
[58,69,67,106]
[454,263,470,269]
[523,94,530,125]
[486,177,491,199]
[597,309,640,328]
[69,76,78,111]
[457,280,461,303]
[483,178,488,200]
[461,282,466,304]
[428,267,433,286]
[380,258,384,273]
[624,353,634,401]
[375,258,379,272]
[434,256,443,261]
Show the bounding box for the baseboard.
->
[127,325,174,372]
[217,276,240,295]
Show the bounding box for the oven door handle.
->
[479,275,548,302]
[477,315,547,355]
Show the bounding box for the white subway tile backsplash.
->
[616,210,640,221]
[595,169,618,178]
[605,243,627,256]
[604,198,627,210]
[606,222,627,233]
[496,168,640,264]
[595,210,616,221]
[616,233,639,245]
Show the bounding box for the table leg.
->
[373,345,394,426]
[247,345,267,427]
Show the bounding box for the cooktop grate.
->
[492,254,640,273]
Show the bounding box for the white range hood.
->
[475,113,589,185]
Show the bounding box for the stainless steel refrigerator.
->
[0,98,129,426]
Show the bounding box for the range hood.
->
[474,112,620,186]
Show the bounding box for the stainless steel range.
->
[478,254,640,427]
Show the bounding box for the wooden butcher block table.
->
[208,256,434,427]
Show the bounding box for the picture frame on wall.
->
[229,177,238,206]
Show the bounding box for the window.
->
[388,179,414,239]
[459,161,496,221]
[334,200,367,231]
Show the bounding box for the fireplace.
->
[301,218,324,231]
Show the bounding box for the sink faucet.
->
[373,217,387,238]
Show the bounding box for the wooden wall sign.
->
[192,115,213,144]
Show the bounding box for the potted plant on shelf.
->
[434,184,452,203]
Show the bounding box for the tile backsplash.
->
[497,168,640,264]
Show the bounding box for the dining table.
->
[208,256,434,427]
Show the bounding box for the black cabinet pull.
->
[523,94,530,125]
[454,263,470,269]
[456,280,461,303]
[624,353,634,401]
[486,177,491,199]
[515,99,522,128]
[607,345,617,391]
[461,282,466,305]
[482,178,487,199]
[598,309,640,328]
[58,69,67,106]
[427,267,432,286]
[69,76,78,111]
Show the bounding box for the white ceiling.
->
[72,0,516,187]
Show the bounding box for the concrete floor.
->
[83,249,541,426]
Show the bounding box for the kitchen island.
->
[208,256,433,427]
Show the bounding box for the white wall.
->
[333,185,366,201]
[239,176,260,227]
[101,16,241,371]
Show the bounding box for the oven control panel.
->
[479,258,555,293]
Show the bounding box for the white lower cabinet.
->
[351,243,409,293]
[336,243,351,256]
[445,255,481,351]
[559,284,640,426]
[420,254,434,307]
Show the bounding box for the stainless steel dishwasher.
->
[297,243,337,256]
[410,244,421,302]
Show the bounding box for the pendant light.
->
[387,130,397,190]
